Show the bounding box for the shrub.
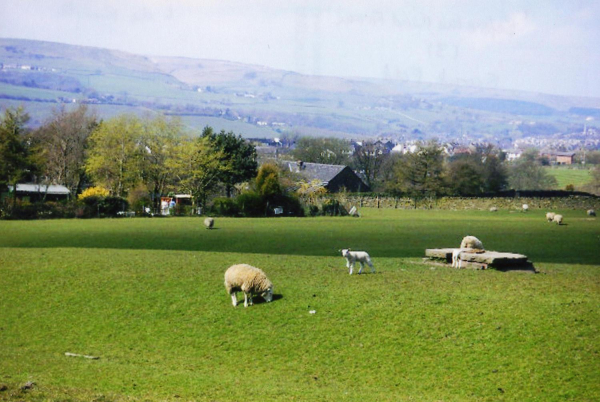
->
[307,205,320,217]
[321,199,348,216]
[127,185,151,215]
[269,194,305,217]
[102,196,128,217]
[236,192,265,217]
[212,197,239,216]
[78,186,110,200]
[173,203,194,216]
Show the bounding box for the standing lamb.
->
[204,217,215,229]
[588,209,596,217]
[341,249,375,275]
[522,204,529,212]
[452,248,467,268]
[552,214,563,225]
[459,235,484,251]
[224,264,273,307]
[546,212,556,222]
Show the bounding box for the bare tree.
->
[33,105,97,197]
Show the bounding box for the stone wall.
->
[326,195,600,211]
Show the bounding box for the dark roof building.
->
[6,184,70,202]
[285,161,370,193]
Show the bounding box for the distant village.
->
[250,134,597,166]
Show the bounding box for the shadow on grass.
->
[253,294,284,305]
[1,218,599,265]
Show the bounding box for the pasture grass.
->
[0,209,598,401]
[544,166,592,190]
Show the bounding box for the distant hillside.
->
[1,38,599,141]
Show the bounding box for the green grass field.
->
[544,167,593,190]
[1,209,598,401]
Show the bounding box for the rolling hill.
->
[1,37,599,142]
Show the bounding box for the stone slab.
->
[425,248,530,266]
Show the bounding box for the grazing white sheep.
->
[522,204,529,212]
[459,236,484,251]
[224,264,273,307]
[552,214,563,225]
[204,217,214,229]
[489,206,498,212]
[546,212,556,222]
[341,249,375,275]
[588,209,596,217]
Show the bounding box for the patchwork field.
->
[0,209,598,401]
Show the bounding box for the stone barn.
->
[285,161,370,192]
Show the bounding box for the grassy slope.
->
[0,209,598,401]
[544,167,593,190]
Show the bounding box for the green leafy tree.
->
[447,158,484,196]
[481,148,508,193]
[0,107,39,202]
[202,127,257,197]
[292,137,351,165]
[174,136,230,209]
[255,163,282,198]
[446,145,507,195]
[388,140,447,206]
[508,149,558,190]
[137,116,184,208]
[85,115,144,197]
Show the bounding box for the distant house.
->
[6,184,70,202]
[285,161,370,193]
[540,151,576,165]
[554,152,576,165]
[504,149,523,161]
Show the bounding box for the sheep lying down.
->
[224,264,273,307]
[341,249,375,275]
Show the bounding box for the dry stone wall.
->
[330,195,600,211]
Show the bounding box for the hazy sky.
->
[1,0,599,98]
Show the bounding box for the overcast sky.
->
[1,0,599,98]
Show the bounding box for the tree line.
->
[2,106,599,219]
[289,136,600,197]
[0,106,258,216]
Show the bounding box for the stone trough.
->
[425,248,536,272]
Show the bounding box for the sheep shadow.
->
[253,294,284,305]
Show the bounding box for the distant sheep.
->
[552,214,563,225]
[204,217,214,229]
[588,209,596,217]
[224,264,273,307]
[459,235,484,251]
[341,249,375,275]
[489,206,498,212]
[546,212,556,222]
[522,204,529,212]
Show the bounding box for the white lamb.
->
[204,217,215,229]
[459,235,484,251]
[224,264,273,307]
[588,209,596,217]
[341,249,375,275]
[522,204,529,212]
[452,248,467,268]
[546,212,556,222]
[552,214,563,225]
